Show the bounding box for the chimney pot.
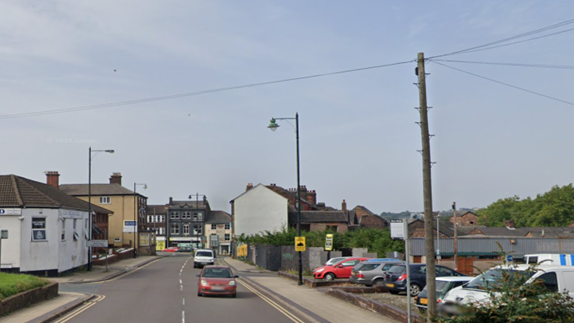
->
[342,199,347,213]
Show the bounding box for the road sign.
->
[390,219,405,240]
[295,236,306,252]
[506,254,513,263]
[88,240,108,247]
[325,234,333,251]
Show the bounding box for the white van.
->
[525,253,574,266]
[193,249,215,268]
[440,264,574,315]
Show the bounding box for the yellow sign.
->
[325,234,333,251]
[295,236,306,252]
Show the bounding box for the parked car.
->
[197,265,238,297]
[349,258,403,287]
[325,256,352,266]
[177,243,193,252]
[383,264,466,296]
[194,249,215,268]
[162,246,179,253]
[440,264,574,316]
[414,276,473,314]
[313,257,371,281]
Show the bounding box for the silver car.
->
[349,258,403,287]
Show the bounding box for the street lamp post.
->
[88,147,114,271]
[134,182,147,258]
[268,112,303,286]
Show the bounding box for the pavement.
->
[1,255,401,323]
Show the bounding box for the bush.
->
[434,263,574,323]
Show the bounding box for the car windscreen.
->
[465,268,534,291]
[203,268,232,278]
[387,265,405,274]
[436,280,451,292]
[197,251,213,257]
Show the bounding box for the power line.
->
[0,60,414,120]
[432,61,574,107]
[430,59,574,70]
[429,18,574,59]
[456,26,574,55]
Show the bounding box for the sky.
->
[2,1,574,214]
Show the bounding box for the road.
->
[54,255,301,323]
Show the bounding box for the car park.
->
[440,264,574,316]
[194,249,215,268]
[197,265,238,297]
[414,276,473,314]
[313,257,371,281]
[384,264,467,296]
[349,258,403,287]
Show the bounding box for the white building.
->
[230,183,289,238]
[0,174,111,275]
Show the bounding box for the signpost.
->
[295,236,306,252]
[325,234,333,251]
[390,219,412,323]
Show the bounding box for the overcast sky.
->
[2,1,573,214]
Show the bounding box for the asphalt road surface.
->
[56,255,301,323]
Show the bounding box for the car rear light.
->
[437,299,442,303]
[357,273,364,278]
[397,274,407,281]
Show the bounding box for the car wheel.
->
[389,290,399,295]
[410,284,422,297]
[197,292,202,297]
[231,294,236,298]
[373,279,385,287]
[324,273,336,281]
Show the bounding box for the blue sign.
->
[506,255,513,262]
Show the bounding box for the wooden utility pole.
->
[416,52,437,320]
[452,202,458,270]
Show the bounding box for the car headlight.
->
[315,268,324,273]
[228,281,236,286]
[200,280,209,286]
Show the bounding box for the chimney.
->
[169,197,173,205]
[246,183,253,191]
[45,171,60,188]
[109,172,122,185]
[306,190,317,205]
[342,199,347,213]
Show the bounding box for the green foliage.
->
[0,273,50,300]
[477,184,574,227]
[236,227,404,255]
[434,264,574,323]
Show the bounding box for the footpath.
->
[1,255,401,323]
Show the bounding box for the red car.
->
[162,246,179,252]
[313,257,371,281]
[197,265,238,298]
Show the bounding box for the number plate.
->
[211,286,224,291]
[386,283,395,288]
[420,298,428,305]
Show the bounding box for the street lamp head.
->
[268,118,279,132]
[143,184,148,190]
[106,150,115,154]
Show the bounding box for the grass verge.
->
[0,273,50,300]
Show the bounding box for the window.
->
[61,219,66,240]
[538,272,558,293]
[225,224,230,230]
[183,224,190,235]
[170,224,180,235]
[224,234,230,241]
[160,215,165,223]
[193,224,202,235]
[159,227,165,235]
[99,197,111,204]
[211,224,217,230]
[171,212,180,220]
[32,217,47,241]
[73,219,78,241]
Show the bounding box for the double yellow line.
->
[237,279,305,323]
[52,294,105,323]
